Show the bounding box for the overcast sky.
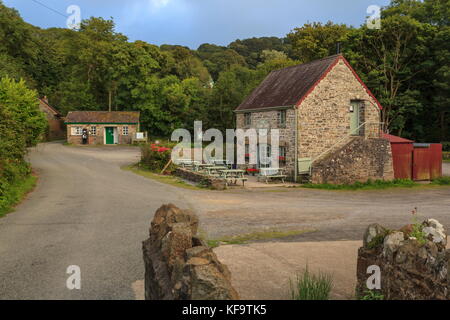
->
[4,0,391,49]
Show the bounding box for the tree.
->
[287,22,350,62]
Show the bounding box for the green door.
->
[105,127,114,145]
[350,101,360,135]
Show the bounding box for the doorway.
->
[105,127,115,145]
[350,101,361,135]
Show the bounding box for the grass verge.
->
[122,164,204,191]
[303,178,450,191]
[290,266,333,300]
[0,174,37,218]
[206,229,315,248]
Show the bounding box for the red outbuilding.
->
[383,134,442,181]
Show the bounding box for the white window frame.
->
[71,126,83,136]
[122,126,129,136]
[90,126,97,136]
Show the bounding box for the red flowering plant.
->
[140,143,175,174]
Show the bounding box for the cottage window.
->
[244,113,252,126]
[71,126,83,136]
[90,126,97,135]
[279,146,287,166]
[278,110,287,127]
[122,126,129,136]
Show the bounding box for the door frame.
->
[104,127,116,145]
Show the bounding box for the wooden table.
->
[205,166,227,176]
[194,163,215,172]
[220,170,247,186]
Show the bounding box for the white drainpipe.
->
[294,107,299,183]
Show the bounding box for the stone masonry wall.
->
[143,204,239,300]
[298,59,380,160]
[174,168,227,190]
[356,220,449,300]
[236,108,296,178]
[67,124,137,145]
[311,137,394,184]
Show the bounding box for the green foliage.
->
[432,176,450,185]
[290,266,333,300]
[442,143,450,152]
[360,290,384,300]
[0,76,46,214]
[367,231,390,250]
[139,144,175,173]
[0,174,36,217]
[303,179,418,190]
[410,222,428,245]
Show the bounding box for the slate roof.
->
[236,55,342,112]
[65,111,140,124]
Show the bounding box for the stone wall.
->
[174,168,227,190]
[143,204,239,300]
[311,137,394,184]
[356,220,449,300]
[298,59,380,160]
[67,124,137,145]
[236,108,297,178]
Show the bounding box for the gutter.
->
[234,105,295,114]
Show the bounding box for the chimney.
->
[42,96,48,103]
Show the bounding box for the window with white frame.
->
[90,126,97,135]
[122,126,129,136]
[71,126,82,136]
[279,146,287,166]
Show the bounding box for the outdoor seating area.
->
[174,159,291,188]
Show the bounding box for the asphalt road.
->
[0,143,190,300]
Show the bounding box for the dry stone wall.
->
[357,219,449,300]
[311,137,394,184]
[143,204,239,300]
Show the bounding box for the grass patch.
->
[206,229,315,248]
[122,164,204,191]
[290,266,333,300]
[303,179,424,191]
[431,176,450,185]
[0,174,37,218]
[359,290,384,300]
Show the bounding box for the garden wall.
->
[143,204,239,300]
[356,220,449,300]
[311,137,394,184]
[174,168,227,190]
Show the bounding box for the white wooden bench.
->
[258,168,287,184]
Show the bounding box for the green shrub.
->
[442,142,450,152]
[443,152,450,161]
[360,290,384,300]
[140,144,176,174]
[290,266,333,300]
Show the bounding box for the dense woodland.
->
[0,0,448,142]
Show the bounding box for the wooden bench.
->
[258,168,287,184]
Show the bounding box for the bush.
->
[290,266,333,300]
[443,152,450,161]
[140,143,176,174]
[442,142,450,152]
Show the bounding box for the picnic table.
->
[194,163,215,172]
[258,168,287,184]
[212,160,233,169]
[220,169,248,187]
[205,166,227,177]
[176,159,200,169]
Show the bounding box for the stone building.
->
[235,54,394,184]
[65,111,140,145]
[38,97,65,141]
